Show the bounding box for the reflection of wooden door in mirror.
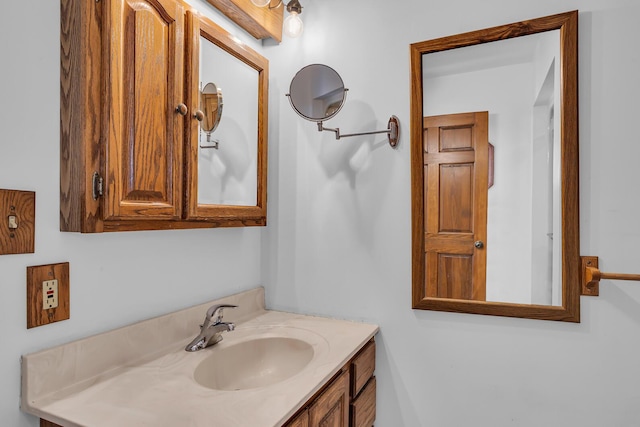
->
[423,112,488,300]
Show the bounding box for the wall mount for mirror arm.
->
[199,132,220,149]
[581,256,640,297]
[317,115,400,148]
[194,109,220,149]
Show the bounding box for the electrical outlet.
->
[42,279,59,309]
[27,262,70,328]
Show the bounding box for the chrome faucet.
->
[185,304,237,352]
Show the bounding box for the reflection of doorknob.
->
[194,110,204,122]
[474,241,484,249]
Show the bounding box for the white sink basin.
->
[193,337,314,391]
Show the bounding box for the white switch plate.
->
[43,279,59,310]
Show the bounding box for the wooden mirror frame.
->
[410,11,580,321]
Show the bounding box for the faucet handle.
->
[204,304,237,326]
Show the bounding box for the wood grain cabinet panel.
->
[285,339,376,427]
[350,340,376,427]
[287,409,310,427]
[60,0,268,232]
[105,0,185,221]
[350,340,375,398]
[350,377,376,427]
[308,370,350,427]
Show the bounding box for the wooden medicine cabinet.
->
[60,0,268,233]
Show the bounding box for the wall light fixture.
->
[251,0,304,38]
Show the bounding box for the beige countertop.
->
[21,288,378,427]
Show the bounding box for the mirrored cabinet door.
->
[185,12,268,225]
[197,38,258,206]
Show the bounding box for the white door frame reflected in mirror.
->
[410,11,580,321]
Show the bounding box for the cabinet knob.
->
[194,110,204,122]
[175,103,188,116]
[474,240,484,249]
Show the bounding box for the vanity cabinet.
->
[60,0,267,233]
[285,339,376,427]
[39,339,376,427]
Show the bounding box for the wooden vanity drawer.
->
[350,376,376,427]
[351,340,375,397]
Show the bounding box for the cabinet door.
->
[104,0,185,220]
[308,371,349,427]
[286,409,309,427]
[184,12,268,225]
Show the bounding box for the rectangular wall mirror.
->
[410,11,580,321]
[186,12,268,225]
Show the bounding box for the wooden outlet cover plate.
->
[27,262,70,328]
[0,189,35,255]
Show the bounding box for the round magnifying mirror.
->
[200,82,223,133]
[287,64,347,122]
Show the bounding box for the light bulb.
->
[283,12,303,38]
[250,0,271,7]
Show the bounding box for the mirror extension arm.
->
[317,115,399,148]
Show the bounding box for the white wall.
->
[0,1,265,426]
[264,0,640,426]
[3,1,640,427]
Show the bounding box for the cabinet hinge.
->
[92,172,104,200]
